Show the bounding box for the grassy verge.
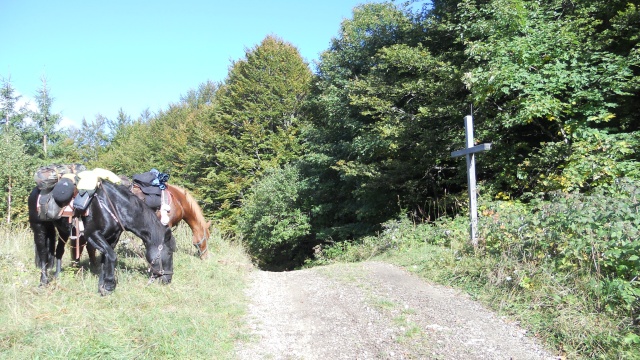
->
[0,224,252,360]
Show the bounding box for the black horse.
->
[28,180,176,295]
[28,188,93,284]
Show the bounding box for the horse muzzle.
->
[148,268,173,284]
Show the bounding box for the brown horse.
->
[131,183,211,259]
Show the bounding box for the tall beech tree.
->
[199,35,312,229]
[301,2,459,241]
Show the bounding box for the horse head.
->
[145,225,176,284]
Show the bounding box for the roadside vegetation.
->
[308,178,640,359]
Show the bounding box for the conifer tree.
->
[0,77,34,223]
[31,75,61,158]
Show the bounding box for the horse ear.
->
[206,220,212,228]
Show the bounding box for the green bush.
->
[481,179,640,314]
[476,178,640,356]
[238,165,311,268]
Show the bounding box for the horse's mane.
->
[103,180,168,237]
[167,184,207,226]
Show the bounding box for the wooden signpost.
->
[451,115,491,248]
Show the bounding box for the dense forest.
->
[4,0,637,261]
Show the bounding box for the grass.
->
[0,224,252,360]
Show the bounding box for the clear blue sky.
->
[1,0,379,129]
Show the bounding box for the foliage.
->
[455,0,640,194]
[480,178,640,320]
[303,2,448,243]
[96,81,218,182]
[307,215,470,266]
[0,130,34,223]
[199,36,312,230]
[0,77,26,128]
[72,115,110,164]
[27,76,63,160]
[238,165,311,268]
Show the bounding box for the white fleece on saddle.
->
[76,168,122,191]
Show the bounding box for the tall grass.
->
[0,224,252,359]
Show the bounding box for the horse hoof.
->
[99,284,114,296]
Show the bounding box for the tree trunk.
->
[6,176,11,224]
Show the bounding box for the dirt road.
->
[236,261,557,360]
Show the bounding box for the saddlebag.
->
[37,190,63,221]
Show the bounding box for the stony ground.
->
[235,261,559,360]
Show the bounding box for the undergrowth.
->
[307,178,640,360]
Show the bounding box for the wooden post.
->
[451,115,491,248]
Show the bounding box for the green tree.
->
[30,75,61,159]
[455,0,640,194]
[200,35,312,230]
[0,77,33,223]
[302,2,455,242]
[96,119,157,176]
[0,76,26,130]
[0,131,32,223]
[73,115,110,164]
[95,82,219,184]
[238,165,311,268]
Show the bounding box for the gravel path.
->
[235,261,558,360]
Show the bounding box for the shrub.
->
[238,165,311,268]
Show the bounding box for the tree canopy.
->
[1,0,638,258]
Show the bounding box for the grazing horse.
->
[28,188,95,284]
[131,183,210,259]
[29,180,176,295]
[84,180,176,295]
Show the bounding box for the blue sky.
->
[1,0,379,129]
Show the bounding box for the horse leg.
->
[34,245,49,286]
[53,222,71,279]
[86,233,118,295]
[98,253,105,289]
[32,222,55,286]
[54,237,66,278]
[86,240,98,271]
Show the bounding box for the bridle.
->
[148,243,173,283]
[194,233,209,258]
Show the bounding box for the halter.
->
[194,233,209,257]
[147,244,173,283]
